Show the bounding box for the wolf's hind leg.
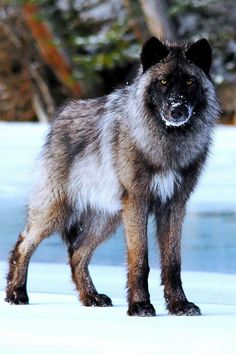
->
[5,226,50,304]
[5,201,63,304]
[69,241,112,307]
[67,212,120,307]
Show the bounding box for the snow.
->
[0,262,236,354]
[0,122,236,353]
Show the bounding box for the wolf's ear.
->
[141,37,169,72]
[186,38,212,75]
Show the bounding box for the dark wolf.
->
[6,37,219,316]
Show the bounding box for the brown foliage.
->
[0,6,35,121]
[0,3,82,122]
[22,3,82,98]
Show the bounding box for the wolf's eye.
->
[160,79,168,86]
[186,79,193,85]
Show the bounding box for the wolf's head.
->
[140,37,215,128]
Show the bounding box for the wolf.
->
[5,37,219,316]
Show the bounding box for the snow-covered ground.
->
[0,262,236,354]
[0,122,236,353]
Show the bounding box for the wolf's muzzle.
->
[161,103,192,127]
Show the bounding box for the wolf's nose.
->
[170,107,184,119]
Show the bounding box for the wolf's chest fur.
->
[150,170,181,203]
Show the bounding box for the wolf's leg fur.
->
[156,201,201,316]
[5,200,64,305]
[6,227,51,304]
[68,212,120,307]
[122,195,155,317]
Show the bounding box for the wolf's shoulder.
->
[54,96,107,121]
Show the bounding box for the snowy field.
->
[0,122,236,353]
[0,262,236,354]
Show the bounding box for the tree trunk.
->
[123,0,150,42]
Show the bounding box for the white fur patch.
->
[18,228,38,255]
[150,170,182,203]
[69,139,122,214]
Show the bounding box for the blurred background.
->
[0,0,236,274]
[0,0,236,123]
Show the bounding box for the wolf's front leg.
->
[122,194,155,317]
[156,200,201,316]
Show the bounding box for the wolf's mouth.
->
[161,116,190,127]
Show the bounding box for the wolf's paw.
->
[128,302,156,317]
[5,287,29,305]
[83,293,113,307]
[168,301,201,316]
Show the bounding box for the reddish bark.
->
[22,3,83,98]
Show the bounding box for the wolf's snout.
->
[161,103,192,127]
[170,106,185,120]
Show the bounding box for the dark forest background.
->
[1,0,235,123]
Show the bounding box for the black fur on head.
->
[141,37,169,72]
[141,37,212,75]
[185,38,212,75]
[142,38,215,129]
